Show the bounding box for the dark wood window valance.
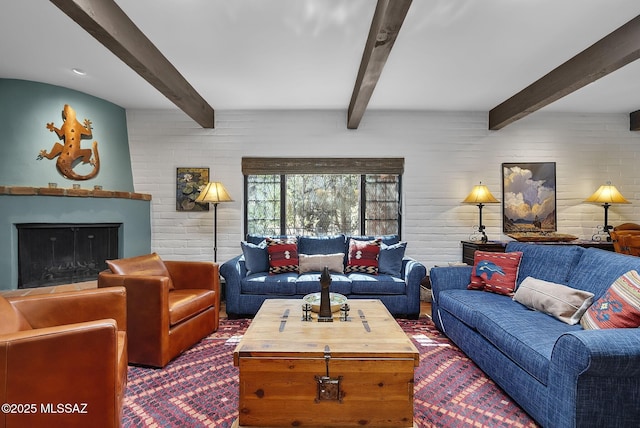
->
[242,157,404,175]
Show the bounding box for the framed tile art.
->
[176,167,209,211]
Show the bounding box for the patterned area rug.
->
[123,318,538,427]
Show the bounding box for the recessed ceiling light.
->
[72,68,87,76]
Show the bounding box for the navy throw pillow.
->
[378,241,407,277]
[241,240,269,274]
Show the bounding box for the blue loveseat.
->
[430,242,640,428]
[220,234,426,319]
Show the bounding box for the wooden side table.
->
[461,241,506,265]
[461,240,614,265]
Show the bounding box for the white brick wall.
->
[126,109,640,270]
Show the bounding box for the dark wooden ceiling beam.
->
[489,15,640,131]
[50,0,215,128]
[347,0,412,129]
[631,110,640,131]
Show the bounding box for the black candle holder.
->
[301,303,312,322]
[339,303,350,322]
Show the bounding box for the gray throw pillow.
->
[298,253,345,274]
[513,276,594,325]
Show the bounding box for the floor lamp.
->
[195,182,233,262]
[463,182,500,243]
[585,182,630,241]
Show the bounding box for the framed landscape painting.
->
[502,162,556,233]
[176,167,209,211]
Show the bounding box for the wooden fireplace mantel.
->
[0,186,151,200]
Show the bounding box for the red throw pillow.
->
[580,270,640,329]
[266,238,299,274]
[468,251,523,296]
[345,238,381,274]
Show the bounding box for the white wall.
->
[126,109,640,270]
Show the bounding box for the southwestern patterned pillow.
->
[345,238,381,274]
[580,269,640,329]
[468,250,523,296]
[266,237,299,274]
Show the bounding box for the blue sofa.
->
[220,234,426,319]
[430,242,640,428]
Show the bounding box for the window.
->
[246,174,281,235]
[243,158,403,237]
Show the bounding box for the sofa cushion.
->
[349,273,406,295]
[468,251,522,295]
[438,289,505,330]
[241,273,297,295]
[378,242,407,277]
[345,238,381,274]
[350,235,400,245]
[568,247,640,298]
[506,242,584,287]
[297,235,346,255]
[474,297,582,385]
[106,252,174,289]
[295,273,352,295]
[241,240,269,274]
[437,288,582,385]
[246,234,295,245]
[0,295,32,334]
[168,289,216,326]
[266,238,299,274]
[513,276,594,325]
[298,253,344,274]
[581,269,640,330]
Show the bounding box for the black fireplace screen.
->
[17,223,120,288]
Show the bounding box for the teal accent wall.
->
[0,79,134,190]
[0,79,151,290]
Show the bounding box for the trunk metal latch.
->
[315,345,343,403]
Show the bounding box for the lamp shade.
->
[195,182,233,204]
[462,183,500,204]
[585,183,629,205]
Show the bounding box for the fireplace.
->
[17,223,120,288]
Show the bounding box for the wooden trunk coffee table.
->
[232,299,419,428]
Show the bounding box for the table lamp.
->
[463,182,500,243]
[585,182,630,241]
[195,182,233,261]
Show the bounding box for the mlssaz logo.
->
[40,403,88,414]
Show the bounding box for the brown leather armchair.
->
[98,253,219,368]
[0,286,127,428]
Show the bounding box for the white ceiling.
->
[2,0,639,116]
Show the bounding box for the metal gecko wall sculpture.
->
[38,104,100,180]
